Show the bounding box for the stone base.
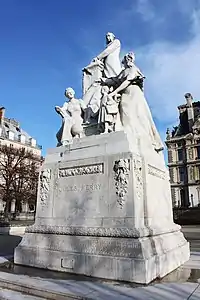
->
[15,229,189,284]
[14,131,190,283]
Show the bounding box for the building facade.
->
[0,107,42,216]
[165,93,200,208]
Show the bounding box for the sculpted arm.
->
[96,39,120,60]
[55,102,69,118]
[111,80,130,95]
[79,99,87,110]
[109,68,138,96]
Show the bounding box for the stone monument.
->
[14,33,190,284]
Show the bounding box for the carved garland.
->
[40,169,51,204]
[26,225,146,237]
[113,159,130,208]
[133,156,143,201]
[25,224,179,239]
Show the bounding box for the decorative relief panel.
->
[53,168,59,200]
[40,169,51,205]
[36,237,142,258]
[26,225,144,238]
[148,165,165,180]
[133,156,143,201]
[188,148,194,160]
[59,163,103,178]
[113,159,130,208]
[189,166,195,181]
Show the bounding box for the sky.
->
[0,0,200,156]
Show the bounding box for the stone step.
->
[0,288,43,300]
[0,271,87,300]
[0,270,200,300]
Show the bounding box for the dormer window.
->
[19,134,26,144]
[8,130,14,140]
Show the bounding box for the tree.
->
[0,144,42,218]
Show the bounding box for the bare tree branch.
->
[0,144,42,218]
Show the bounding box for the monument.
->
[14,33,190,284]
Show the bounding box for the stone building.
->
[165,93,200,208]
[0,107,42,216]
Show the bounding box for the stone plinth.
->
[14,131,189,284]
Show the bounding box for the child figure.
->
[98,85,121,133]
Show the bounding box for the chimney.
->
[0,107,5,125]
[185,93,194,132]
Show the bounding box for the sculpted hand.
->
[55,106,61,112]
[100,77,107,83]
[108,92,116,98]
[107,94,114,104]
[92,57,100,62]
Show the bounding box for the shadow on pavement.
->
[0,235,22,257]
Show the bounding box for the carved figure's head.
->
[185,93,193,107]
[65,87,75,100]
[122,52,135,68]
[101,85,110,94]
[106,32,115,44]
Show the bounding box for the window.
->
[180,189,189,207]
[177,141,182,147]
[178,149,183,161]
[197,146,200,159]
[179,167,185,182]
[169,168,174,183]
[197,166,200,180]
[8,131,14,140]
[168,150,173,163]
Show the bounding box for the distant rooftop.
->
[0,108,42,150]
[166,94,200,141]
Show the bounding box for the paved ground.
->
[0,269,199,299]
[182,226,200,252]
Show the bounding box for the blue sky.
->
[1,0,200,155]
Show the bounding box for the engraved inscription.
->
[59,183,102,193]
[59,163,103,178]
[59,239,141,258]
[148,165,165,179]
[23,232,143,258]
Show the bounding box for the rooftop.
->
[0,108,42,150]
[166,94,200,141]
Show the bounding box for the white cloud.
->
[136,0,155,21]
[133,8,200,131]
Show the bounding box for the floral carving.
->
[25,225,146,237]
[148,165,165,179]
[40,169,51,203]
[133,157,143,201]
[114,159,130,208]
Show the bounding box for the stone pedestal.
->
[14,131,189,284]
